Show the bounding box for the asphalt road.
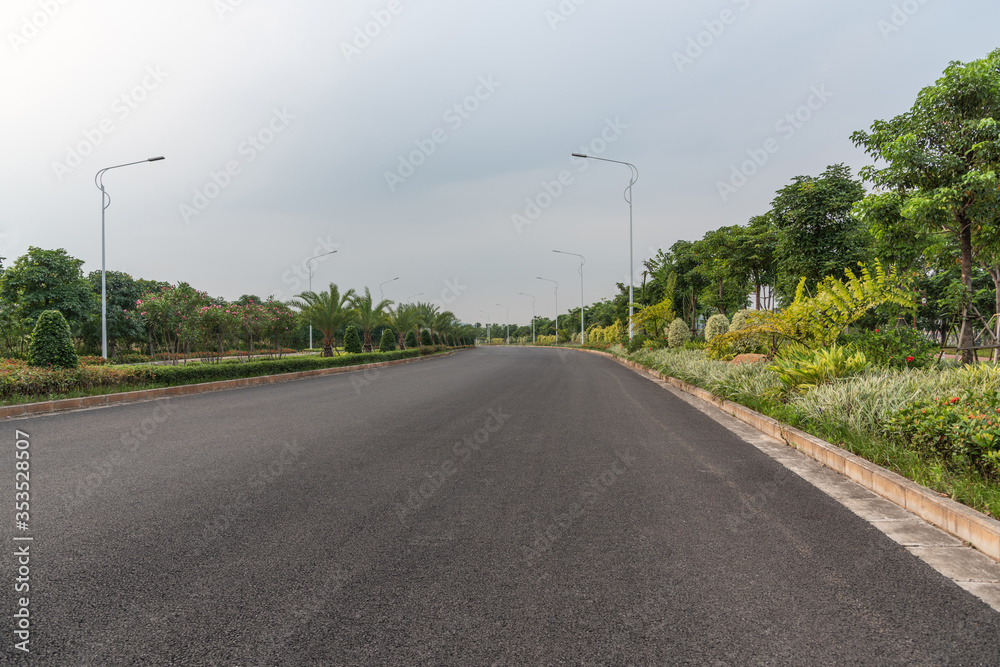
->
[3,347,1000,665]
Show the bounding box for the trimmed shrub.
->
[667,318,691,348]
[729,309,750,331]
[839,326,937,370]
[705,314,730,343]
[344,326,362,354]
[28,310,78,369]
[379,328,397,352]
[420,329,432,346]
[404,330,418,349]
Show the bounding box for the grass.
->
[612,345,1000,519]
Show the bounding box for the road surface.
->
[3,347,999,664]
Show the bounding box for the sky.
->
[2,0,999,328]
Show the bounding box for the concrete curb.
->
[1,352,457,421]
[570,347,1000,564]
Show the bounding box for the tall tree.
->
[770,164,868,301]
[293,284,356,357]
[732,214,778,310]
[852,48,1000,363]
[0,247,96,333]
[389,304,425,349]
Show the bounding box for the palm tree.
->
[413,302,439,343]
[389,303,425,349]
[431,311,457,346]
[292,284,355,357]
[349,287,393,352]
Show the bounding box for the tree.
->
[705,313,730,342]
[292,284,356,357]
[344,326,363,354]
[81,270,149,358]
[852,48,1000,363]
[28,310,78,368]
[431,311,457,346]
[667,318,690,348]
[379,328,397,352]
[732,214,779,310]
[0,247,96,333]
[349,287,392,353]
[405,330,419,348]
[770,164,868,301]
[420,329,432,346]
[389,304,424,349]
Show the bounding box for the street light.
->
[518,292,536,344]
[95,156,165,360]
[307,250,338,350]
[479,310,491,344]
[537,277,558,344]
[379,276,399,302]
[405,292,424,303]
[496,303,510,344]
[554,250,585,344]
[571,153,638,339]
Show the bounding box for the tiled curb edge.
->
[573,347,1000,563]
[1,352,457,421]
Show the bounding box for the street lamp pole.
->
[479,310,491,344]
[307,250,338,350]
[537,277,558,344]
[95,156,165,360]
[405,292,424,303]
[379,276,399,302]
[554,250,585,344]
[496,303,510,344]
[571,153,638,339]
[518,292,535,344]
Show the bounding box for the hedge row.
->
[0,349,429,401]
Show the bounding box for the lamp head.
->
[571,153,588,158]
[147,156,166,162]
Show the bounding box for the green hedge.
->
[146,350,421,385]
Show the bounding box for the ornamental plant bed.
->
[0,350,426,406]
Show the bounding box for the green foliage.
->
[379,328,397,352]
[632,276,676,339]
[293,283,356,357]
[625,334,649,354]
[420,329,432,346]
[771,164,868,300]
[683,339,707,351]
[344,326,362,354]
[667,318,690,348]
[405,330,419,348]
[768,343,868,392]
[707,260,915,358]
[0,247,96,332]
[704,313,730,342]
[349,287,393,353]
[886,391,1000,479]
[28,310,78,369]
[839,326,938,370]
[730,309,750,331]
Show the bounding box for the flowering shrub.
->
[886,391,1000,478]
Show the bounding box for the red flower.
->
[906,356,915,362]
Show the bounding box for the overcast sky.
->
[3,0,998,327]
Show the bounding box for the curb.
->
[571,347,1000,564]
[0,352,456,421]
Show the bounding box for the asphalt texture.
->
[3,346,1000,665]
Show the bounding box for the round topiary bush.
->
[344,326,363,354]
[729,309,750,331]
[28,310,79,368]
[420,329,432,346]
[667,318,691,348]
[704,313,731,343]
[379,328,397,352]
[404,330,418,349]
